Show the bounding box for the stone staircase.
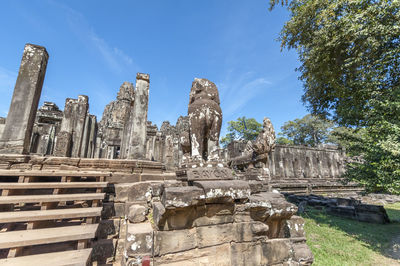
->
[0,170,109,265]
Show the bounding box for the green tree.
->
[275,136,294,145]
[279,114,334,147]
[270,0,400,193]
[220,117,262,147]
[326,126,365,150]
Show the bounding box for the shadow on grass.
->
[386,204,400,222]
[301,205,400,259]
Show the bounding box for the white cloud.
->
[218,72,272,118]
[88,33,130,74]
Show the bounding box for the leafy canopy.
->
[279,114,333,147]
[270,0,400,193]
[220,117,262,147]
[273,0,400,126]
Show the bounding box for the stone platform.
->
[121,179,314,265]
[0,154,175,183]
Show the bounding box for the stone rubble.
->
[286,194,390,224]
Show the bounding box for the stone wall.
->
[142,116,191,170]
[228,141,346,179]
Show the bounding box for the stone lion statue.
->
[187,78,222,161]
[229,117,276,176]
[245,117,276,155]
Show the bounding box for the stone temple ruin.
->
[0,43,388,265]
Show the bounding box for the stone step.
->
[0,193,105,204]
[0,207,102,223]
[0,182,107,189]
[0,248,92,266]
[0,170,110,177]
[0,224,98,249]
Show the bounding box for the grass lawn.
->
[301,202,400,266]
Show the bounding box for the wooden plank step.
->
[0,193,104,204]
[0,207,102,223]
[0,224,98,249]
[0,182,108,189]
[0,170,110,177]
[0,248,92,266]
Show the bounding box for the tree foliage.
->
[220,117,262,147]
[270,0,400,194]
[273,0,400,126]
[279,114,333,146]
[276,136,294,145]
[343,93,400,194]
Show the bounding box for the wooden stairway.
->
[0,170,110,265]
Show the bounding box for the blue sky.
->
[0,0,308,136]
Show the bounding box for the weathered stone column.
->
[121,73,149,159]
[54,95,89,157]
[86,115,97,158]
[80,114,97,158]
[0,44,49,154]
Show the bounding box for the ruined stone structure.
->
[97,82,134,159]
[121,73,150,160]
[226,139,356,195]
[286,194,390,224]
[30,102,63,155]
[229,142,346,179]
[114,79,313,265]
[152,116,190,169]
[53,95,97,158]
[0,44,48,154]
[0,43,385,265]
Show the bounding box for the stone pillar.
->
[94,136,102,158]
[71,96,89,157]
[121,73,149,159]
[54,95,89,157]
[80,114,97,158]
[87,115,97,158]
[0,44,49,154]
[80,115,91,157]
[46,124,57,155]
[120,109,133,158]
[53,131,72,157]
